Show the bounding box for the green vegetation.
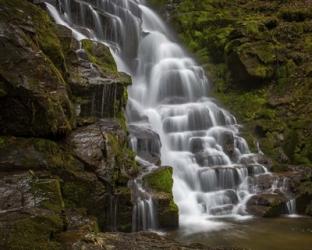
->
[143,167,174,193]
[143,167,179,228]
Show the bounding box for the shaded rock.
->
[226,41,276,88]
[246,193,287,217]
[128,124,161,165]
[296,179,312,215]
[251,173,275,192]
[114,187,133,232]
[66,119,137,231]
[0,0,74,137]
[239,153,272,169]
[0,136,84,173]
[65,209,99,232]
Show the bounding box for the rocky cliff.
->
[148,0,312,215]
[0,0,180,249]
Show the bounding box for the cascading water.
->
[45,0,299,232]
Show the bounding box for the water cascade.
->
[45,0,298,232]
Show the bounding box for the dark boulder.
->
[246,193,287,217]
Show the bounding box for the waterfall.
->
[286,199,297,216]
[269,177,299,217]
[45,0,271,232]
[129,156,158,231]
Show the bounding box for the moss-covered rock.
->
[143,167,179,229]
[0,0,74,138]
[144,167,174,194]
[0,172,65,250]
[0,136,83,173]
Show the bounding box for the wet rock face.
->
[68,119,138,185]
[128,124,161,164]
[59,33,130,120]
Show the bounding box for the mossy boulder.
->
[143,167,179,229]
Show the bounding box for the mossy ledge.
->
[143,167,179,229]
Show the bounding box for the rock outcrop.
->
[0,0,138,248]
[143,167,179,229]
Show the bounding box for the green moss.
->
[107,132,138,184]
[2,216,63,250]
[0,0,66,73]
[82,40,129,82]
[32,178,65,213]
[143,167,174,194]
[62,181,93,208]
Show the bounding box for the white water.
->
[44,0,301,232]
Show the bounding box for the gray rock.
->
[128,124,161,165]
